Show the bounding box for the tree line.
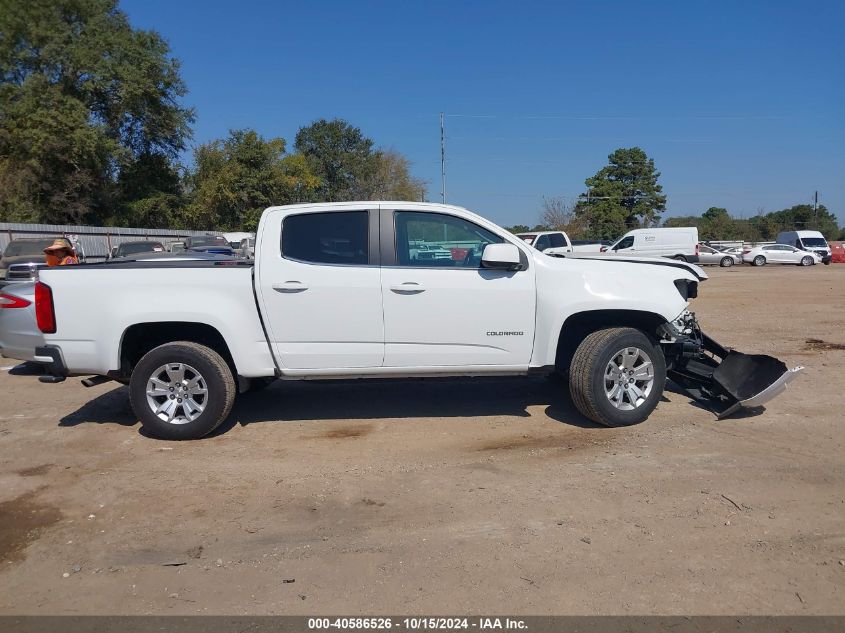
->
[0,0,424,230]
[506,147,843,242]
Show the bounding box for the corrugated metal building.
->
[0,223,214,261]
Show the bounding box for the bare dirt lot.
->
[1,265,843,615]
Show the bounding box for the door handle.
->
[389,282,425,294]
[272,281,309,293]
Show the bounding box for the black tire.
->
[129,341,236,440]
[569,327,666,427]
[720,256,734,268]
[800,256,814,267]
[673,255,687,262]
[753,255,766,266]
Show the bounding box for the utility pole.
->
[440,112,446,203]
[813,190,818,228]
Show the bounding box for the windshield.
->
[3,239,55,257]
[189,236,228,247]
[120,242,163,255]
[801,237,827,247]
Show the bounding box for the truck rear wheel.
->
[569,328,666,427]
[129,342,236,440]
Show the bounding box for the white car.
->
[742,244,821,266]
[24,202,800,440]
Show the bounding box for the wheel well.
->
[119,322,235,378]
[555,310,667,372]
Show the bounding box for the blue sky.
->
[122,0,844,228]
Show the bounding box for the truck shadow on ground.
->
[217,375,604,435]
[58,375,605,435]
[58,385,137,428]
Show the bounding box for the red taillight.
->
[0,293,31,309]
[35,282,56,333]
[695,243,700,255]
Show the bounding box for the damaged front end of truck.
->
[660,311,803,418]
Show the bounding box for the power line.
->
[443,113,794,121]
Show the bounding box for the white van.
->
[603,227,700,262]
[776,230,832,265]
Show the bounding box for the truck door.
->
[380,209,535,368]
[255,208,384,370]
[612,235,635,254]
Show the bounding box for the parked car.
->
[168,241,187,254]
[742,244,821,266]
[0,237,73,282]
[0,282,43,363]
[184,235,235,256]
[697,244,740,267]
[776,230,832,265]
[3,262,48,284]
[602,228,700,262]
[109,240,165,259]
[25,202,800,441]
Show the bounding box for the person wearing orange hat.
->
[44,239,79,267]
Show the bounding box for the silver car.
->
[0,282,44,364]
[698,244,740,267]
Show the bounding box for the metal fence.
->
[0,222,214,261]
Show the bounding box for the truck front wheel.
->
[129,342,236,440]
[569,328,666,427]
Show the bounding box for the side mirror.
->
[481,243,522,271]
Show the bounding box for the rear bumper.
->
[35,345,68,382]
[0,345,39,363]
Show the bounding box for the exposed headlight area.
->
[674,279,698,301]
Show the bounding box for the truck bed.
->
[38,260,276,378]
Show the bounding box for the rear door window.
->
[282,211,369,265]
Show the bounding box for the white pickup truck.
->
[29,202,800,440]
[515,231,606,256]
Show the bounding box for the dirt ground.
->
[1,264,843,615]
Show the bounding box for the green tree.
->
[663,215,704,230]
[0,0,193,224]
[365,149,426,201]
[504,224,531,234]
[185,129,319,231]
[294,118,377,201]
[575,148,667,239]
[758,204,839,240]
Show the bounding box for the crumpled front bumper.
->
[662,313,803,418]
